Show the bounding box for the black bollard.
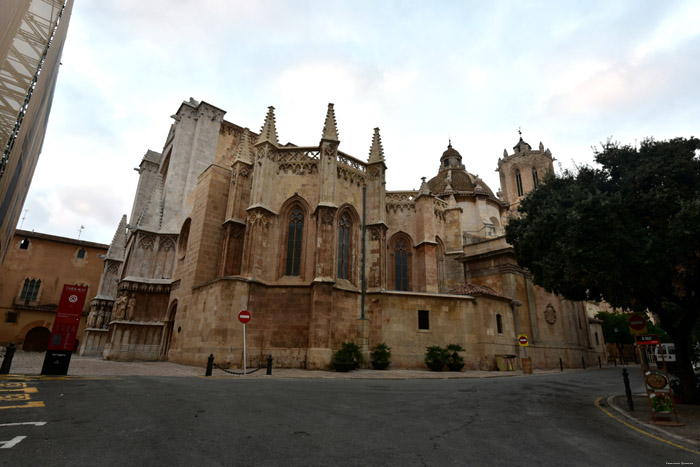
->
[266,354,273,375]
[559,358,563,372]
[622,368,634,411]
[0,342,16,374]
[582,356,586,370]
[205,354,214,376]
[598,356,602,368]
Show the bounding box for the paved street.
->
[1,366,698,466]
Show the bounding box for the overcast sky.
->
[20,0,700,244]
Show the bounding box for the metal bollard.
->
[582,356,586,370]
[205,354,214,376]
[598,356,602,368]
[559,358,563,372]
[0,342,16,374]
[266,354,273,375]
[622,368,634,411]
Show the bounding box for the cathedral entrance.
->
[23,326,50,351]
[160,301,177,360]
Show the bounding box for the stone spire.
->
[321,103,339,142]
[418,177,431,196]
[256,106,279,146]
[368,127,384,163]
[106,215,127,260]
[137,173,164,231]
[235,128,254,164]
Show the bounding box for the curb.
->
[606,395,700,448]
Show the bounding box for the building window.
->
[20,279,41,301]
[394,238,409,291]
[418,310,429,330]
[337,213,350,280]
[77,248,86,259]
[285,207,304,276]
[444,159,449,167]
[20,238,29,249]
[532,167,539,188]
[496,314,503,334]
[5,311,18,323]
[595,332,600,345]
[515,169,523,197]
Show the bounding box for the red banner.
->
[47,284,87,351]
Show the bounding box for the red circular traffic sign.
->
[238,310,251,324]
[628,314,645,331]
[518,335,528,345]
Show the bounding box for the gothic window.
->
[496,314,503,334]
[394,239,409,291]
[337,213,350,280]
[20,278,41,301]
[20,238,29,249]
[532,167,539,188]
[285,207,304,276]
[77,248,86,259]
[516,169,523,197]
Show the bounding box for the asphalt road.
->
[1,368,697,466]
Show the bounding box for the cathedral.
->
[80,98,606,370]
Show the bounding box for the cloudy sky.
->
[20,0,700,244]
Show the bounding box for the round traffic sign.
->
[628,314,645,331]
[238,310,251,324]
[518,335,528,345]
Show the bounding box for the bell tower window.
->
[516,169,523,197]
[285,207,304,276]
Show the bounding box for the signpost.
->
[41,284,87,375]
[238,310,251,375]
[518,335,529,346]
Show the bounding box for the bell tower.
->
[497,131,554,210]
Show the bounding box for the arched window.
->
[515,169,523,197]
[285,207,304,276]
[394,239,409,291]
[20,278,41,301]
[77,248,86,259]
[20,238,29,249]
[337,213,350,280]
[496,314,503,334]
[532,167,539,188]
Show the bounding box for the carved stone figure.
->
[112,294,127,320]
[95,310,105,328]
[126,296,136,321]
[87,309,97,328]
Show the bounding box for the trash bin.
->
[521,357,533,374]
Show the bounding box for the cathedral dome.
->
[427,143,496,197]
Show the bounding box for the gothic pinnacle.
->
[368,127,385,163]
[257,106,279,146]
[235,128,254,164]
[321,103,340,142]
[106,214,127,260]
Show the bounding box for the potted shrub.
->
[333,342,363,372]
[446,344,465,371]
[370,343,392,370]
[425,345,448,371]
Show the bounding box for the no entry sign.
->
[518,334,529,346]
[628,313,647,335]
[238,310,251,324]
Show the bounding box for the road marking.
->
[0,401,45,410]
[0,387,38,394]
[0,436,27,449]
[594,397,700,455]
[0,422,46,427]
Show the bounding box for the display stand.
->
[635,334,683,426]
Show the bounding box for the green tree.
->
[506,137,700,402]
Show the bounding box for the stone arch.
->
[160,300,178,360]
[177,218,191,260]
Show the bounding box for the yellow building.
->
[0,229,107,351]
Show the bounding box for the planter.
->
[371,360,390,370]
[447,362,464,372]
[334,362,355,372]
[427,361,445,372]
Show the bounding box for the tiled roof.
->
[448,283,509,299]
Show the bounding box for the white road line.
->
[0,436,27,449]
[0,422,47,427]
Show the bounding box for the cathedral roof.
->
[426,143,496,198]
[448,283,508,299]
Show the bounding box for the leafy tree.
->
[506,137,700,402]
[595,311,670,362]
